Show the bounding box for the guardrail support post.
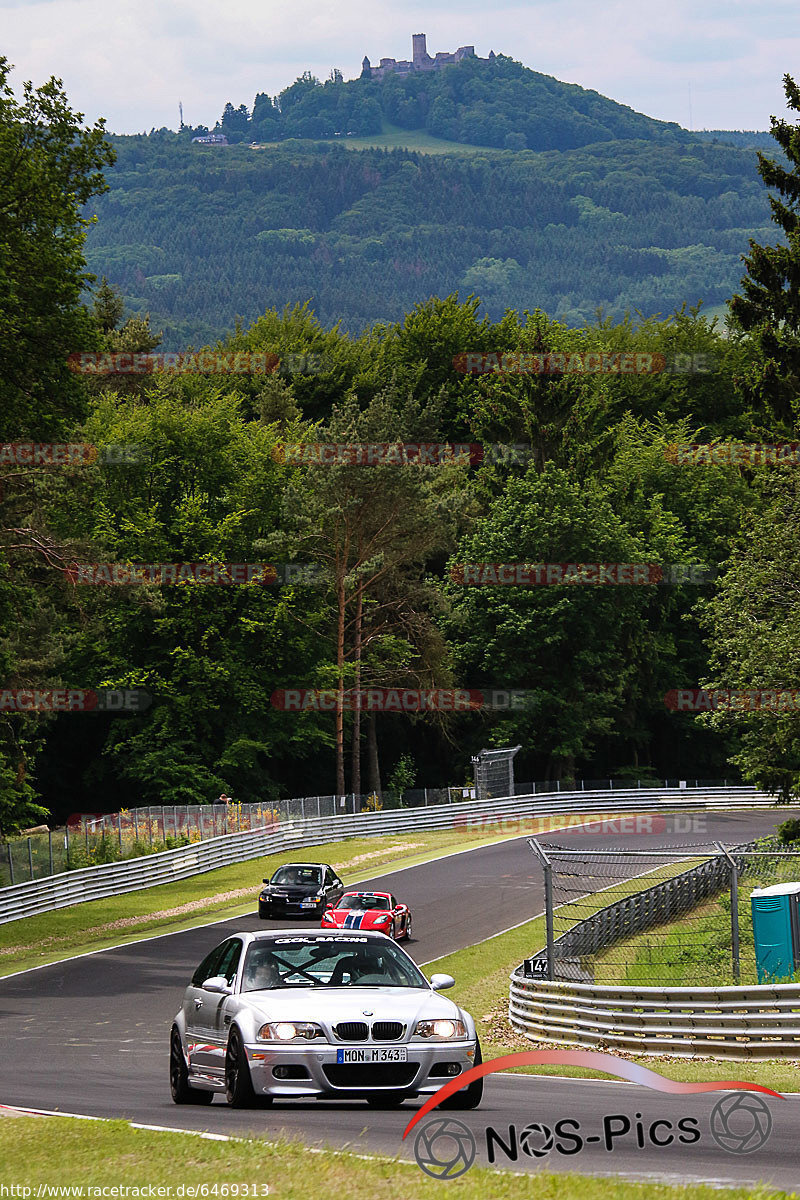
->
[528,838,555,981]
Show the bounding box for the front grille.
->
[323,1063,417,1089]
[371,1021,404,1041]
[334,1021,369,1041]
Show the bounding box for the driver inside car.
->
[242,950,281,991]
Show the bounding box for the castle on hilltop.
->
[361,33,494,81]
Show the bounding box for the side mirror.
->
[262,878,270,884]
[429,973,455,991]
[203,975,232,994]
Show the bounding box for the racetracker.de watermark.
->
[450,563,716,585]
[271,442,530,466]
[66,352,331,376]
[453,812,709,836]
[666,688,800,712]
[452,351,716,375]
[64,562,323,586]
[0,443,141,465]
[270,688,531,712]
[0,688,151,712]
[665,442,800,465]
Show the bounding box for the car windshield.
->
[337,894,390,911]
[241,936,427,991]
[270,866,322,887]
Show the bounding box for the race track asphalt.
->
[1,808,798,1192]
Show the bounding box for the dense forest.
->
[84,134,773,350]
[4,57,800,831]
[79,54,782,349]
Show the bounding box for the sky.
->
[2,0,799,135]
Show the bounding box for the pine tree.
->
[729,74,800,426]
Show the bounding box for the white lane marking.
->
[0,1103,780,1190]
[0,1104,392,1163]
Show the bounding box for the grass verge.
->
[0,1116,793,1199]
[0,816,600,976]
[594,852,800,988]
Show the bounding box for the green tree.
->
[729,73,800,427]
[0,57,114,441]
[701,474,800,800]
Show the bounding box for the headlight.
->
[259,891,270,900]
[374,913,392,923]
[414,1019,468,1039]
[257,1021,325,1042]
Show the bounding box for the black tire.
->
[170,1028,214,1105]
[390,920,397,940]
[440,1039,483,1110]
[404,915,413,940]
[258,905,271,920]
[225,1028,260,1108]
[365,1092,407,1108]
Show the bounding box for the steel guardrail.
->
[509,974,800,1059]
[0,786,768,925]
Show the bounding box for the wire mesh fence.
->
[0,787,462,887]
[528,837,800,988]
[0,776,750,889]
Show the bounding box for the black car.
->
[259,862,344,919]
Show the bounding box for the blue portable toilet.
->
[750,881,800,983]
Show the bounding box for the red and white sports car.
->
[321,891,412,940]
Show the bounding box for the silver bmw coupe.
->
[170,929,482,1109]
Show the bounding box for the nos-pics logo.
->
[404,1050,782,1180]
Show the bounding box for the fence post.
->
[7,841,13,884]
[134,808,139,843]
[716,842,740,984]
[65,822,70,869]
[48,828,53,875]
[148,807,153,849]
[527,839,555,981]
[28,837,34,880]
[118,813,123,852]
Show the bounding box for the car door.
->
[205,938,245,1080]
[186,938,242,1080]
[390,894,409,935]
[326,867,343,905]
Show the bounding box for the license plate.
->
[337,1047,408,1063]
[301,898,317,908]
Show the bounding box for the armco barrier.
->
[0,786,769,925]
[508,974,800,1059]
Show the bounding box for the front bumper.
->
[260,897,325,916]
[244,1039,477,1098]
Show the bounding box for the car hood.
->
[239,986,462,1026]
